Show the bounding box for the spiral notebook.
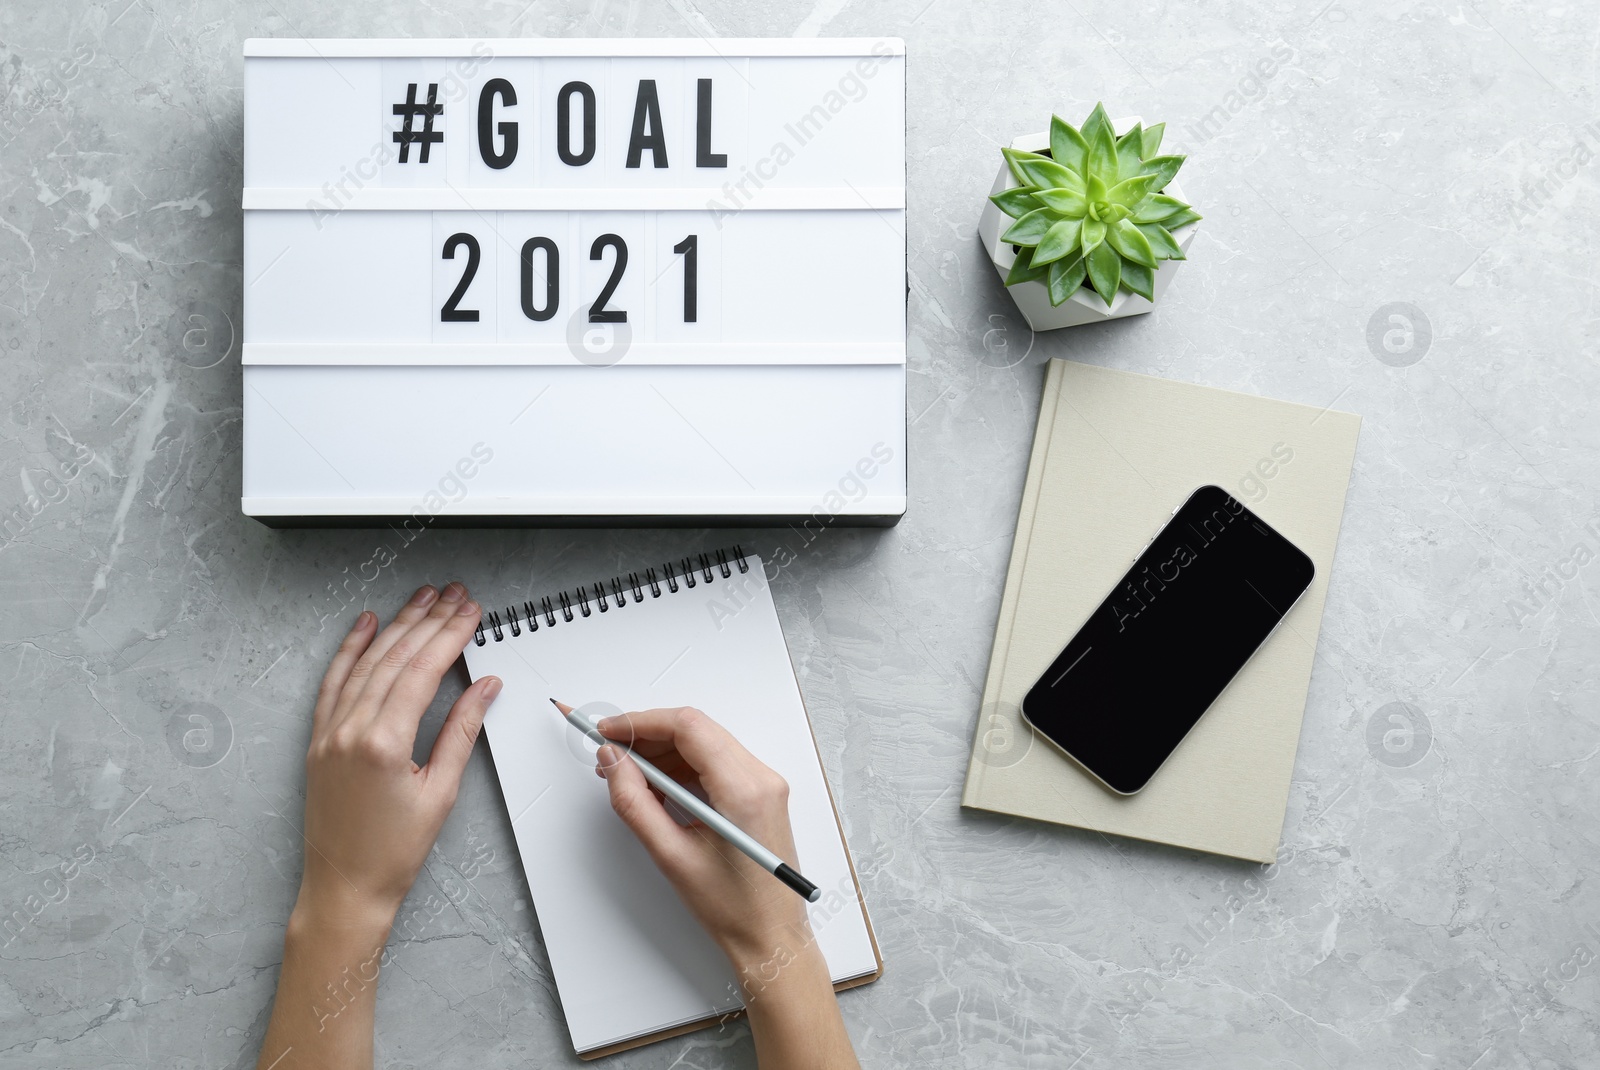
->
[463,549,880,1058]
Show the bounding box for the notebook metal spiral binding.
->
[474,546,749,646]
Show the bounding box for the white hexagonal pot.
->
[977,117,1198,331]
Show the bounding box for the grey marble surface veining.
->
[2,1,1597,1067]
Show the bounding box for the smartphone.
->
[1021,485,1315,795]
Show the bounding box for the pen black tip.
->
[774,862,820,902]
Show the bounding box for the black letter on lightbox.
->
[477,78,518,169]
[626,79,668,168]
[696,78,726,167]
[557,81,596,166]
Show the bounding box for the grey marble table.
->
[3,1,1597,1068]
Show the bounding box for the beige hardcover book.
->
[961,359,1361,863]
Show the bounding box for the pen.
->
[551,698,821,902]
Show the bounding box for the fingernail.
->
[354,610,375,629]
[482,677,502,701]
[440,582,466,602]
[410,585,438,607]
[457,598,479,617]
[597,744,616,770]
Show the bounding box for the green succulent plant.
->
[991,103,1200,307]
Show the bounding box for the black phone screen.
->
[1021,485,1315,795]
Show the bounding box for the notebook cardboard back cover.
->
[962,359,1361,863]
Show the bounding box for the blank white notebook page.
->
[463,553,877,1053]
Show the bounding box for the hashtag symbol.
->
[392,82,443,164]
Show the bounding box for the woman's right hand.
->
[593,706,863,1069]
[593,706,806,971]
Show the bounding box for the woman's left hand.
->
[296,582,501,932]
